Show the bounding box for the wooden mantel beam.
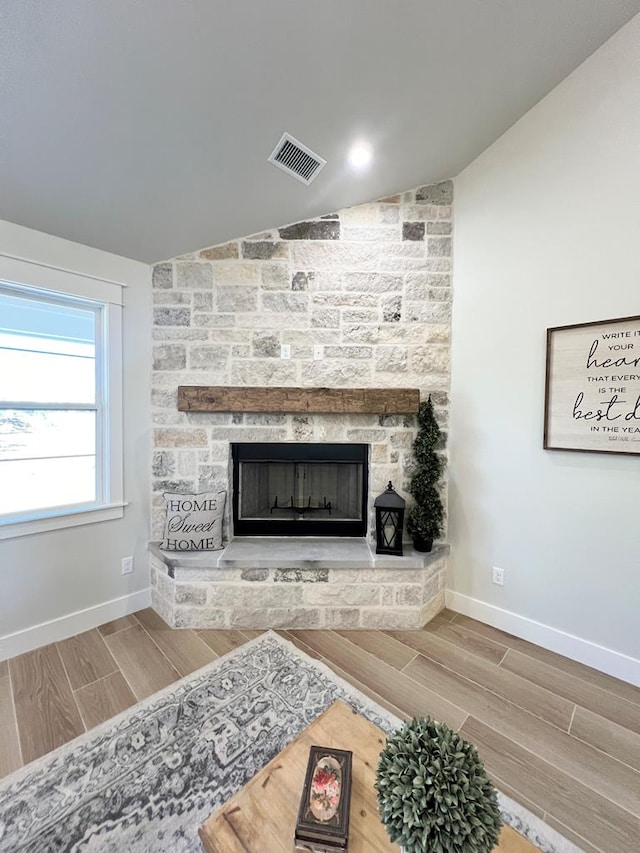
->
[177,386,420,414]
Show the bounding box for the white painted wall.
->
[0,221,152,658]
[450,15,640,682]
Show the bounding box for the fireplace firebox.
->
[231,443,368,536]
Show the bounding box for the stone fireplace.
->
[149,407,450,630]
[149,180,453,630]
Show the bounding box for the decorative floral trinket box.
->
[294,745,353,852]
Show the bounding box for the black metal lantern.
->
[374,481,405,556]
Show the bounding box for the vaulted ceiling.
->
[1,1,639,263]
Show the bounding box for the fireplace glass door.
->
[232,443,367,536]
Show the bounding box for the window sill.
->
[0,502,128,540]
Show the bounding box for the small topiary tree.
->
[376,716,502,853]
[406,395,444,552]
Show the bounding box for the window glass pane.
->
[0,457,96,516]
[0,348,96,404]
[0,291,96,404]
[0,408,98,514]
[0,409,96,461]
[0,291,95,344]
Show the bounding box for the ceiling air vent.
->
[268,132,326,185]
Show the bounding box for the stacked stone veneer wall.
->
[150,181,453,543]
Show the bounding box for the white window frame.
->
[0,255,125,539]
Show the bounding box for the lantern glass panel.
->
[381,511,398,548]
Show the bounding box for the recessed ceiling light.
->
[348,142,372,170]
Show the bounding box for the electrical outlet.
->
[492,566,504,586]
[313,345,324,360]
[281,344,291,360]
[121,556,134,575]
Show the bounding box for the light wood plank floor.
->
[1,609,638,852]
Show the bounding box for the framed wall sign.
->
[544,315,640,455]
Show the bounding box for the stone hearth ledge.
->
[149,539,449,631]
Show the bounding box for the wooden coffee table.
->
[199,701,539,852]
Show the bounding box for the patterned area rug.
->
[0,632,582,853]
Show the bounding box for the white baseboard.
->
[445,590,640,688]
[0,588,152,661]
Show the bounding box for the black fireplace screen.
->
[231,443,368,536]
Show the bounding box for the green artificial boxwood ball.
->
[375,717,502,853]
